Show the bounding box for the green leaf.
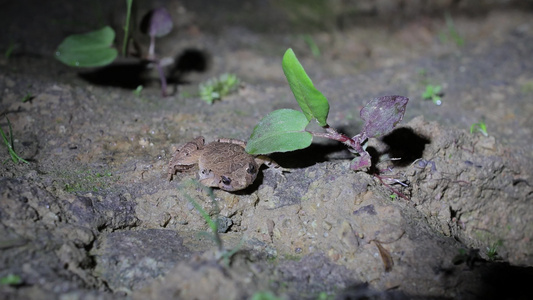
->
[55,26,118,67]
[282,48,329,126]
[246,109,312,155]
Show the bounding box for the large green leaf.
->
[246,109,312,155]
[282,48,329,126]
[55,26,118,67]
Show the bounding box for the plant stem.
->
[122,0,133,57]
[374,175,409,201]
[309,125,366,154]
[310,125,350,143]
[148,36,156,60]
[155,61,167,97]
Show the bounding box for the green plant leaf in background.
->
[246,109,312,155]
[55,26,118,67]
[0,274,22,285]
[282,48,329,126]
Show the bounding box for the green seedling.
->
[302,34,321,57]
[246,48,408,172]
[1,117,29,164]
[133,85,143,96]
[21,93,34,102]
[251,291,283,300]
[4,41,15,60]
[470,121,488,137]
[199,73,241,104]
[0,274,22,285]
[317,292,334,300]
[55,2,174,96]
[439,12,464,47]
[486,240,502,261]
[389,193,397,201]
[422,84,443,105]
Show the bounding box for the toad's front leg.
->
[255,155,289,176]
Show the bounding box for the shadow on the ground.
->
[336,261,533,300]
[78,48,210,90]
[79,61,150,89]
[269,142,350,169]
[474,261,533,300]
[381,127,431,167]
[168,48,210,82]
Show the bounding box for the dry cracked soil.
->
[1,1,533,299]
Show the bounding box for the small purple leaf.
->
[360,95,409,139]
[147,8,173,38]
[350,151,372,171]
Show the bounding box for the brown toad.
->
[167,136,283,191]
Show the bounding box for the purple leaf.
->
[148,8,173,38]
[360,95,409,139]
[350,151,372,171]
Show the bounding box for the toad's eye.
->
[221,176,232,185]
[247,163,256,174]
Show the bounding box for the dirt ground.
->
[1,1,533,299]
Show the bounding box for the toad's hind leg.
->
[167,137,205,181]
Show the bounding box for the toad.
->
[167,136,284,191]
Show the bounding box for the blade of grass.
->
[180,180,222,250]
[0,117,29,164]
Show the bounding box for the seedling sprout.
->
[302,34,321,57]
[143,7,173,60]
[470,121,488,137]
[199,73,241,104]
[21,93,34,103]
[422,84,443,105]
[0,274,22,286]
[133,85,144,97]
[4,42,15,60]
[486,240,502,261]
[439,12,464,47]
[55,3,174,96]
[246,49,409,172]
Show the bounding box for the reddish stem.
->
[309,125,367,154]
[375,175,410,201]
[310,125,351,145]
